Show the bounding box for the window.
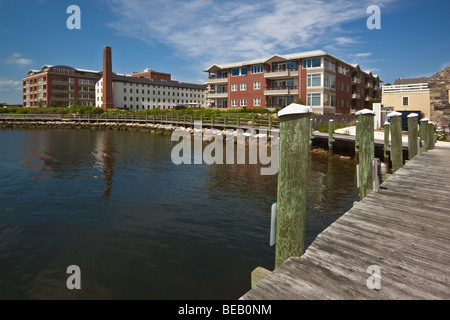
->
[231,99,237,107]
[303,58,321,68]
[231,84,237,91]
[253,81,261,90]
[240,83,247,91]
[232,67,248,76]
[324,74,336,89]
[324,59,336,71]
[402,97,409,106]
[323,94,335,106]
[307,93,321,106]
[307,74,321,87]
[253,98,261,107]
[240,99,247,107]
[251,64,263,74]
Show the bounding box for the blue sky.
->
[0,0,448,104]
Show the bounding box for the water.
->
[0,129,358,299]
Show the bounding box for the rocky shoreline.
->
[0,119,354,159]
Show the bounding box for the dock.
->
[241,143,450,299]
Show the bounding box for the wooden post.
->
[328,119,334,153]
[420,118,429,152]
[389,111,403,173]
[251,267,271,289]
[268,116,272,131]
[407,113,419,160]
[356,109,375,200]
[383,122,389,164]
[428,122,435,150]
[275,104,312,268]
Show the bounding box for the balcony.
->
[352,77,361,84]
[264,86,298,96]
[206,90,228,99]
[206,75,228,84]
[264,68,299,79]
[352,93,361,99]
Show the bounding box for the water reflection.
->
[93,131,115,199]
[0,129,358,299]
[20,130,117,200]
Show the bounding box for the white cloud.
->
[355,52,372,57]
[4,53,34,66]
[105,0,394,67]
[0,79,22,92]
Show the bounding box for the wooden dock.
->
[241,143,450,300]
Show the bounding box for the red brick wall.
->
[131,71,171,81]
[229,66,266,109]
[335,71,352,114]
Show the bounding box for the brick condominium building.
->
[23,65,101,108]
[203,50,381,114]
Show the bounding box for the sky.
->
[0,0,448,104]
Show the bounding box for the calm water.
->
[0,128,358,299]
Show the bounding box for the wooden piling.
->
[407,113,419,160]
[420,118,429,152]
[275,104,312,268]
[355,120,360,157]
[328,119,334,154]
[383,122,389,164]
[356,109,375,200]
[388,111,403,173]
[309,119,313,148]
[428,122,435,150]
[251,267,271,289]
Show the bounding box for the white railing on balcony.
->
[382,83,429,94]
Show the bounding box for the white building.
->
[96,73,207,110]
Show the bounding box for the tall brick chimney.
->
[102,46,114,109]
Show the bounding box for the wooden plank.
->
[241,145,450,300]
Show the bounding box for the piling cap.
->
[420,117,429,122]
[407,113,419,118]
[355,108,374,116]
[278,104,312,117]
[387,111,402,117]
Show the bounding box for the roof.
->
[25,64,101,77]
[203,50,327,72]
[110,73,206,90]
[202,50,380,78]
[394,77,429,85]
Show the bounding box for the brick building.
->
[96,47,207,110]
[203,50,381,114]
[23,65,101,108]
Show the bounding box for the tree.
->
[294,97,304,105]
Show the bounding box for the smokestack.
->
[102,46,114,109]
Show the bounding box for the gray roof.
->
[111,73,206,90]
[394,77,429,85]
